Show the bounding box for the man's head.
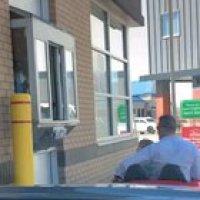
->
[157,115,176,139]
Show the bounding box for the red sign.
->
[181,127,200,148]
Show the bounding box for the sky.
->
[129,0,149,81]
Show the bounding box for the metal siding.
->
[173,0,180,71]
[149,0,157,74]
[161,0,169,73]
[179,0,186,70]
[153,0,158,74]
[197,0,200,68]
[147,0,152,74]
[185,0,192,70]
[147,0,200,76]
[155,0,161,73]
[191,0,198,69]
[159,0,163,74]
[177,0,181,71]
[165,0,171,73]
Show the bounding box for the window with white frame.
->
[161,10,180,38]
[35,40,77,122]
[91,4,131,138]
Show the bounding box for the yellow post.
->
[11,93,34,186]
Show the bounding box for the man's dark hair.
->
[158,115,176,133]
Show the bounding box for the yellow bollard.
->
[10,94,34,186]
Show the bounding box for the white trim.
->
[32,17,79,123]
[162,35,170,40]
[97,133,137,146]
[37,119,80,128]
[92,47,128,63]
[161,10,181,39]
[91,3,132,140]
[95,92,130,100]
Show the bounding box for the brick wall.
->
[0,0,138,185]
[51,0,138,184]
[62,147,136,184]
[0,0,13,184]
[51,0,96,150]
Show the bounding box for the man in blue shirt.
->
[114,115,200,182]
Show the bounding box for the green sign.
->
[118,104,127,123]
[180,100,200,119]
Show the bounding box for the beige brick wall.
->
[51,0,134,149]
[51,0,138,184]
[0,0,138,185]
[63,147,136,184]
[0,0,13,184]
[51,0,96,150]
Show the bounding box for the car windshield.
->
[3,1,200,198]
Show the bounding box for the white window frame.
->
[91,3,133,140]
[35,34,79,124]
[161,10,181,39]
[161,12,170,39]
[173,10,181,37]
[11,16,79,126]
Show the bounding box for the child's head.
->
[137,139,153,151]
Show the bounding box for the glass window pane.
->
[173,11,180,36]
[35,40,51,119]
[95,96,110,138]
[65,50,77,120]
[111,59,126,96]
[162,13,169,37]
[161,11,180,38]
[90,4,106,49]
[93,51,108,93]
[113,99,129,135]
[110,18,124,58]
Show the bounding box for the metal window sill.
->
[162,35,180,40]
[36,119,80,128]
[97,133,138,146]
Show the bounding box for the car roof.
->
[0,185,200,199]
